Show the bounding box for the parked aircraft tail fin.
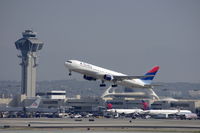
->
[27,98,41,109]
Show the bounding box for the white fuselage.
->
[65,60,145,88]
[107,109,192,115]
[143,109,192,115]
[107,109,143,114]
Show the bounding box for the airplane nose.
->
[65,60,73,68]
[64,62,70,68]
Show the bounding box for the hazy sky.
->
[0,0,200,83]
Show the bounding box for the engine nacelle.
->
[83,75,96,81]
[103,74,114,81]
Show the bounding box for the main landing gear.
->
[112,84,118,87]
[100,81,118,88]
[100,84,106,87]
[100,80,106,87]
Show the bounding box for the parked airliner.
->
[65,60,159,88]
[106,101,193,118]
[107,109,143,115]
[142,109,192,115]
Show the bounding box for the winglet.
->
[141,66,160,84]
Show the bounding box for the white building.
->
[47,91,66,100]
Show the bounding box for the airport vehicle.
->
[74,114,82,118]
[65,60,159,88]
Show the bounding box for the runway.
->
[0,118,200,132]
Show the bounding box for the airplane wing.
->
[144,84,163,88]
[113,75,154,81]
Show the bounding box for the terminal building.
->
[66,97,104,113]
[1,89,200,117]
[151,99,200,113]
[105,98,150,109]
[46,91,66,100]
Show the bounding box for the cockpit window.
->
[67,61,72,63]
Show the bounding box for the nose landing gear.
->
[68,70,72,76]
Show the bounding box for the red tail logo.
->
[142,100,149,110]
[107,103,113,109]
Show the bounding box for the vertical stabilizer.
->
[141,66,160,85]
[27,98,41,108]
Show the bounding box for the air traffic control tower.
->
[15,30,44,98]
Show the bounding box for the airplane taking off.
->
[65,60,159,88]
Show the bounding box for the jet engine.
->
[103,74,114,81]
[83,75,96,81]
